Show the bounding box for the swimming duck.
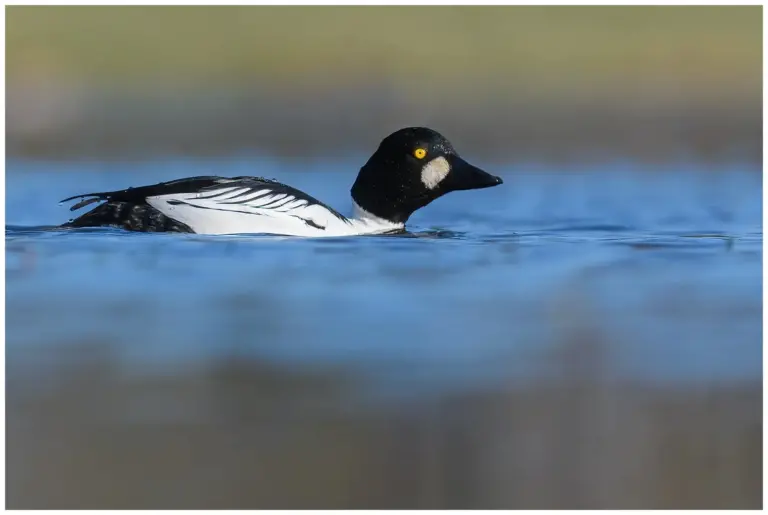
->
[61,127,503,237]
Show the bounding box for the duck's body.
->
[62,175,403,237]
[61,128,503,237]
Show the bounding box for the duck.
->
[60,127,503,237]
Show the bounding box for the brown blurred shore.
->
[7,350,761,509]
[6,6,762,163]
[6,84,761,163]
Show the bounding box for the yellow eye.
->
[413,148,427,159]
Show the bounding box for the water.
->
[5,156,763,508]
[7,157,761,389]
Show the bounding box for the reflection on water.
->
[5,158,762,508]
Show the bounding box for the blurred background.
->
[6,5,762,162]
[5,5,762,509]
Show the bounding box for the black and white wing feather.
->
[61,176,232,209]
[144,177,353,235]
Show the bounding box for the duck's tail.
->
[60,195,193,233]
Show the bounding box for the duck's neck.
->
[350,200,404,232]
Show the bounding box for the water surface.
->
[6,157,762,508]
[7,157,762,392]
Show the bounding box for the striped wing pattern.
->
[146,179,352,235]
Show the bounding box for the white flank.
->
[145,185,403,237]
[420,156,451,189]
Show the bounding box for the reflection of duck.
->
[61,127,503,237]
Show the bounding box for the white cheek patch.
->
[420,156,451,189]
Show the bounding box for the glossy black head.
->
[350,127,503,224]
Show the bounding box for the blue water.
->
[6,157,763,398]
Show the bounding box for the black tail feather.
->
[67,196,103,212]
[60,191,117,211]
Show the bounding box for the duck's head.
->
[351,127,503,224]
